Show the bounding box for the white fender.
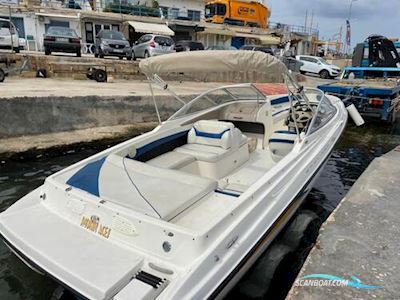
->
[347,103,365,126]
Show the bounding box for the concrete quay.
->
[0,76,326,160]
[287,146,400,300]
[0,78,222,160]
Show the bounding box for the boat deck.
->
[171,150,276,231]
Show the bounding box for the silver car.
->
[94,30,132,60]
[132,34,175,60]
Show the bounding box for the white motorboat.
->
[0,51,348,300]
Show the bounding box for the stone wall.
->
[0,94,187,138]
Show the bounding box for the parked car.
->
[43,26,81,57]
[0,18,20,53]
[295,55,341,79]
[94,30,132,60]
[206,45,237,50]
[132,34,175,60]
[175,40,204,52]
[240,45,274,55]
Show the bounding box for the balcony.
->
[269,22,319,37]
[103,2,161,17]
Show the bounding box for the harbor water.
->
[0,123,399,300]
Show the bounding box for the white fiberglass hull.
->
[0,92,347,300]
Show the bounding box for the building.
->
[1,0,322,55]
[196,22,281,49]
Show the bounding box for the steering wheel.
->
[293,109,313,124]
[286,103,314,130]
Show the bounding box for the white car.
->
[296,55,341,79]
[0,18,20,53]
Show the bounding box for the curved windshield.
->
[170,84,266,120]
[307,94,336,135]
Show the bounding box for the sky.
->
[267,0,400,48]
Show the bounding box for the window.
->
[112,24,119,32]
[170,8,179,19]
[188,10,201,21]
[0,16,25,37]
[138,35,152,44]
[95,24,101,37]
[47,27,77,37]
[300,57,318,63]
[154,36,173,46]
[45,20,69,33]
[85,22,94,43]
[206,4,226,17]
[100,31,125,40]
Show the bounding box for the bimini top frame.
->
[139,50,314,136]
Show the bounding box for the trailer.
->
[341,67,400,80]
[0,55,29,82]
[318,80,400,123]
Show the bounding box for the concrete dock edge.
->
[287,146,400,300]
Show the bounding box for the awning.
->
[126,21,174,36]
[197,28,235,36]
[235,32,260,39]
[257,35,281,45]
[35,13,79,19]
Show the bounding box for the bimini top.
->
[139,50,287,83]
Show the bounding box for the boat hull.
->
[212,153,330,299]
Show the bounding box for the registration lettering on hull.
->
[80,215,111,239]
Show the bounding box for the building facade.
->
[1,0,319,55]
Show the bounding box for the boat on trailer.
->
[0,51,348,300]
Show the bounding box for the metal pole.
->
[304,9,308,31]
[8,5,14,53]
[348,1,353,20]
[148,80,162,124]
[347,0,357,54]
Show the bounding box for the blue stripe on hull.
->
[66,157,106,197]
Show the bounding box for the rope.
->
[325,91,398,102]
[324,91,400,113]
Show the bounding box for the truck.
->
[319,35,400,124]
[342,35,400,79]
[205,0,270,28]
[318,80,400,123]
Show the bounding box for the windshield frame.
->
[306,92,337,135]
[168,83,267,121]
